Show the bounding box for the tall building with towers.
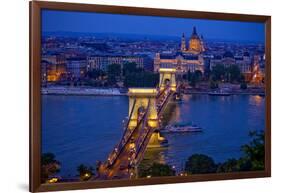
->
[154,26,205,73]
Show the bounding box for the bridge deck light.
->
[159,68,177,73]
[128,88,157,96]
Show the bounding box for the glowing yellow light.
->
[129,143,135,149]
[159,68,176,73]
[128,88,157,94]
[48,177,58,183]
[148,120,158,128]
[84,173,90,177]
[128,120,138,128]
[146,175,151,178]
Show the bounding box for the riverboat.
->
[162,122,202,133]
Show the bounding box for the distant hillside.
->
[42,31,180,41]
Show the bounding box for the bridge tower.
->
[127,88,158,130]
[159,68,177,92]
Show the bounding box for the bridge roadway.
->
[96,86,176,180]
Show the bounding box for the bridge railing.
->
[134,100,151,154]
[105,99,151,168]
[134,126,155,166]
[105,99,136,167]
[156,88,172,113]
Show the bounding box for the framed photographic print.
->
[30,1,271,192]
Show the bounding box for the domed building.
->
[188,26,205,53]
[180,26,205,53]
[154,26,205,73]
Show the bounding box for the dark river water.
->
[42,94,265,177]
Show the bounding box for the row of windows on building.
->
[155,51,264,77]
[41,54,147,82]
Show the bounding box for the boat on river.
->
[162,122,202,133]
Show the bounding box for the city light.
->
[48,177,58,183]
[128,88,157,95]
[159,68,177,73]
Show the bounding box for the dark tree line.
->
[185,130,265,174]
[138,130,264,178]
[182,70,203,87]
[124,72,159,88]
[138,162,176,177]
[182,64,247,88]
[41,153,61,183]
[122,62,159,88]
[210,64,243,83]
[85,62,159,87]
[77,164,94,181]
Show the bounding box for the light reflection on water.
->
[141,94,265,172]
[42,94,265,177]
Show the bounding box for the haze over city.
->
[42,10,265,43]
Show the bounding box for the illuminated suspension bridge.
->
[96,68,180,180]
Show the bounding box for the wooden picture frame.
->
[30,1,271,192]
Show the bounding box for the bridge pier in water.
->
[159,68,177,92]
[128,88,159,129]
[98,67,179,180]
[128,88,167,148]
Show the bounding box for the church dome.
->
[188,26,203,52]
[190,26,200,39]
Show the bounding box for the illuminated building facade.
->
[66,57,87,78]
[210,51,264,83]
[41,55,66,82]
[251,55,264,84]
[154,26,205,73]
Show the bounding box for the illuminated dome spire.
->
[181,32,186,51]
[192,26,197,36]
[189,26,203,52]
[190,26,200,39]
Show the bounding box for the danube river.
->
[42,94,265,177]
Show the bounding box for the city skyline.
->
[40,8,266,183]
[42,10,265,43]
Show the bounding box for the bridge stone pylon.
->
[159,68,177,92]
[127,88,158,130]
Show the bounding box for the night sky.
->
[42,9,265,43]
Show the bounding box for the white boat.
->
[162,122,202,133]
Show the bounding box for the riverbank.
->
[41,87,126,96]
[184,91,265,96]
[41,86,265,96]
